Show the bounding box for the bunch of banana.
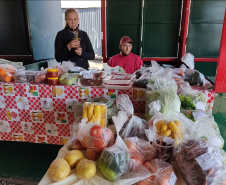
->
[155,120,183,143]
[82,103,107,127]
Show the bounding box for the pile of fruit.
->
[48,150,96,182]
[155,120,183,143]
[82,103,107,126]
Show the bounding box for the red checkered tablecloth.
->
[0,82,214,145]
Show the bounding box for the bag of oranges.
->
[0,64,16,83]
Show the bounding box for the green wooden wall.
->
[187,0,226,58]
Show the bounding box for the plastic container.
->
[103,82,132,90]
[153,136,175,162]
[47,68,58,78]
[103,73,133,84]
[82,102,107,127]
[14,70,36,83]
[47,77,58,85]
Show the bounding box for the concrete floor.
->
[0,177,39,185]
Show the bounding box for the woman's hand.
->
[75,47,82,56]
[67,40,80,50]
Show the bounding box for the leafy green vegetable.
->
[145,88,181,119]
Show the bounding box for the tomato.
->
[104,128,115,146]
[92,138,107,150]
[86,148,102,161]
[90,125,104,138]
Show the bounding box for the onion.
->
[35,73,47,84]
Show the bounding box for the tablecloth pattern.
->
[0,82,214,145]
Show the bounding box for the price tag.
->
[195,151,221,171]
[196,102,206,111]
[168,171,177,185]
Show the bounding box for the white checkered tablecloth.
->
[0,82,215,145]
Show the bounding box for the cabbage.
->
[145,88,181,120]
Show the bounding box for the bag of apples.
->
[77,122,114,161]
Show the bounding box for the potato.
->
[76,158,96,180]
[64,150,83,168]
[48,158,70,182]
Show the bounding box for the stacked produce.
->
[173,138,225,185]
[0,64,16,82]
[138,159,177,185]
[77,122,114,161]
[82,102,107,126]
[48,149,96,182]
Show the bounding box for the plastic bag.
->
[124,137,156,164]
[206,166,226,185]
[116,94,134,117]
[61,61,75,73]
[103,63,125,74]
[183,68,205,86]
[138,159,177,185]
[147,112,195,142]
[173,138,224,185]
[145,88,181,120]
[0,64,17,82]
[59,73,79,86]
[178,84,208,111]
[119,115,148,140]
[97,112,151,184]
[34,70,47,84]
[193,116,224,148]
[77,122,114,151]
[97,132,131,182]
[116,94,148,139]
[147,73,178,92]
[181,53,194,69]
[14,69,36,83]
[0,58,25,69]
[172,68,185,77]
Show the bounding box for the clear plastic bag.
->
[0,64,17,82]
[206,166,226,185]
[116,94,147,139]
[59,72,79,86]
[181,53,194,69]
[147,112,195,143]
[193,116,224,148]
[124,136,156,164]
[34,70,47,84]
[97,134,131,182]
[145,88,181,120]
[116,94,134,117]
[178,84,208,111]
[119,115,148,140]
[173,138,224,185]
[172,68,185,77]
[77,122,114,151]
[138,159,177,185]
[147,74,178,92]
[14,69,36,83]
[183,68,205,86]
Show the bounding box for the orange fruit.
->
[0,69,6,76]
[4,75,12,82]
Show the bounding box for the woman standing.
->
[55,8,95,70]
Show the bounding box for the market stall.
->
[0,60,224,185]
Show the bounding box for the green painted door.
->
[186,0,226,57]
[106,0,142,57]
